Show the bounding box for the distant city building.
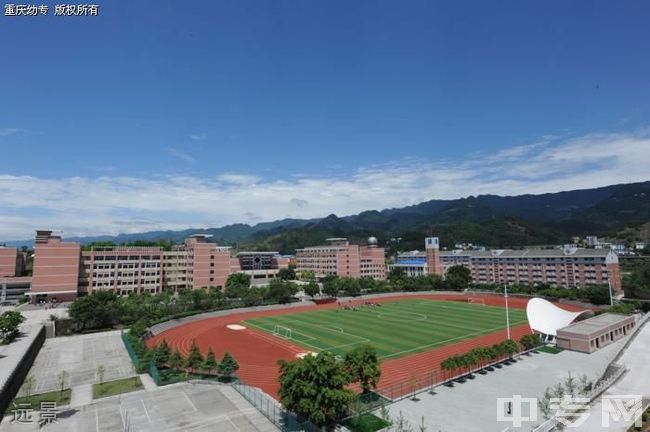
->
[441,245,622,295]
[296,237,385,280]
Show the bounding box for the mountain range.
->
[4,181,650,253]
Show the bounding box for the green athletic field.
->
[243,299,528,359]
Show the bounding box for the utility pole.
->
[505,284,511,340]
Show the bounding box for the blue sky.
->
[1,1,650,239]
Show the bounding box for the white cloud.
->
[1,130,649,240]
[217,173,261,185]
[0,128,28,137]
[189,133,207,141]
[167,148,195,163]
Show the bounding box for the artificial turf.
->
[244,298,528,359]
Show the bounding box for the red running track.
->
[147,293,585,399]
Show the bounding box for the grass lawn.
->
[245,298,528,359]
[93,376,143,399]
[11,389,71,410]
[537,345,564,354]
[344,414,391,432]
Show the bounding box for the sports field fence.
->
[121,330,142,371]
[231,381,322,432]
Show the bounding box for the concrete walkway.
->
[219,385,281,432]
[70,383,93,407]
[139,373,158,391]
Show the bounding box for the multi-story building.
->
[0,246,31,304]
[81,246,164,296]
[235,251,290,285]
[388,239,623,295]
[388,251,428,277]
[296,237,385,280]
[387,238,444,277]
[30,230,232,302]
[441,245,623,295]
[0,246,21,277]
[31,230,82,302]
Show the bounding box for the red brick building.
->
[29,230,233,302]
[296,237,386,280]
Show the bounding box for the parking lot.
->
[1,382,278,432]
[26,330,134,394]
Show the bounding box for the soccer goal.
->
[468,297,487,306]
[273,325,293,339]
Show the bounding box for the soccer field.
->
[244,299,529,359]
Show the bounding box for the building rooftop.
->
[236,251,280,256]
[557,313,632,336]
[441,248,614,258]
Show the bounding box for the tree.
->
[168,349,183,370]
[154,339,171,367]
[520,333,541,350]
[582,285,611,305]
[418,416,428,432]
[226,273,251,288]
[218,352,240,380]
[300,270,316,282]
[392,411,414,432]
[224,273,251,298]
[388,267,406,281]
[445,265,471,291]
[0,310,25,343]
[242,288,264,307]
[339,277,361,296]
[277,267,296,281]
[202,347,218,374]
[344,345,382,394]
[57,371,68,397]
[97,365,106,385]
[268,280,298,304]
[278,353,355,426]
[304,281,320,299]
[322,278,340,298]
[184,340,204,374]
[539,388,553,419]
[68,290,119,331]
[623,261,650,298]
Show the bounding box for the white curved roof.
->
[526,298,591,336]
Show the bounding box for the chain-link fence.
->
[231,381,322,432]
[121,330,142,370]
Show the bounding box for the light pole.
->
[608,279,614,306]
[504,284,511,340]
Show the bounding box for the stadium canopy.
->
[526,298,591,337]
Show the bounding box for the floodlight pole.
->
[505,284,511,340]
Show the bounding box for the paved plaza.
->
[380,339,623,432]
[1,382,279,432]
[25,330,135,394]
